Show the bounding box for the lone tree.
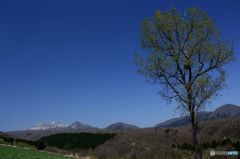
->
[136,7,234,159]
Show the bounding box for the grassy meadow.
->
[0,145,72,159]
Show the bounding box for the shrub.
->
[33,141,46,150]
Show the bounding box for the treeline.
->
[0,133,116,151]
[39,133,116,151]
[173,138,240,151]
[0,135,46,150]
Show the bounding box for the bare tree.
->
[136,7,234,159]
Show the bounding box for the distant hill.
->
[156,104,240,128]
[67,121,98,131]
[105,122,139,131]
[208,104,240,120]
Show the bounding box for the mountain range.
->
[29,104,240,131]
[30,121,139,132]
[4,104,240,140]
[156,104,240,127]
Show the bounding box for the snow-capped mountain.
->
[30,121,67,130]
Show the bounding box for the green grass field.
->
[0,145,72,159]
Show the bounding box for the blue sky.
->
[0,0,239,131]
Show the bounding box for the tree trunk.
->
[189,104,203,159]
[192,122,202,159]
[188,89,202,159]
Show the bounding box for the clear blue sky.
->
[0,0,239,131]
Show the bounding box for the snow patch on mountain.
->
[30,121,67,130]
